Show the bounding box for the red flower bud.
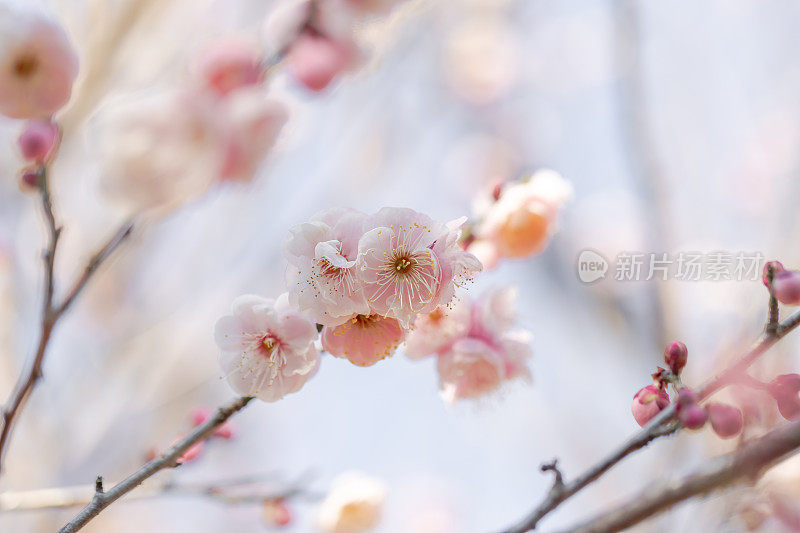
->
[17,120,60,163]
[632,385,670,427]
[707,403,743,439]
[772,270,800,305]
[768,374,800,420]
[664,342,688,375]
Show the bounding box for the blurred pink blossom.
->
[403,303,470,360]
[0,3,78,118]
[317,471,387,533]
[193,38,262,98]
[322,314,405,367]
[214,293,320,402]
[287,31,360,92]
[218,87,288,182]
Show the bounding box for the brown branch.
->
[58,396,254,533]
[500,309,800,533]
[0,469,311,512]
[0,170,134,475]
[561,418,800,533]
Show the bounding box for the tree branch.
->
[58,396,254,533]
[500,309,800,533]
[0,170,134,475]
[561,418,800,532]
[0,469,312,512]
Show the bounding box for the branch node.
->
[95,476,104,495]
[540,459,565,492]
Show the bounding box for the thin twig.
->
[0,469,313,512]
[500,309,800,533]
[58,396,254,533]
[0,171,134,475]
[561,418,800,532]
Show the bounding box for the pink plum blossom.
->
[357,207,481,328]
[321,314,405,367]
[472,170,572,261]
[287,31,359,92]
[284,208,371,326]
[214,293,319,402]
[0,3,79,118]
[403,302,470,360]
[409,287,532,402]
[17,119,59,163]
[193,38,262,98]
[707,403,744,438]
[218,88,288,182]
[772,269,800,305]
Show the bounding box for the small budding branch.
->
[501,261,800,533]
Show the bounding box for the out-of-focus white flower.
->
[317,471,387,533]
[214,293,319,402]
[94,89,225,213]
[218,87,288,182]
[0,1,78,118]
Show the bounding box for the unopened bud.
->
[664,342,688,375]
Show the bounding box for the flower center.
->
[13,54,38,79]
[261,335,278,354]
[395,257,413,273]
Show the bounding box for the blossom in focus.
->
[95,90,225,213]
[321,314,405,367]
[218,88,288,181]
[317,471,387,533]
[0,2,79,118]
[17,119,59,163]
[193,38,262,98]
[214,293,320,402]
[284,207,371,326]
[631,385,669,427]
[469,170,572,263]
[358,207,480,327]
[287,31,359,92]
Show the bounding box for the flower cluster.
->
[631,342,744,439]
[405,286,533,402]
[465,170,572,269]
[285,207,482,367]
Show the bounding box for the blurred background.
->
[2,0,800,531]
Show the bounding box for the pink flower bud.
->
[17,120,59,162]
[664,341,688,375]
[676,387,698,407]
[632,385,670,427]
[707,403,743,439]
[678,404,707,430]
[772,270,800,305]
[763,261,784,287]
[768,374,800,420]
[263,498,292,527]
[190,406,211,426]
[19,167,40,191]
[189,406,237,439]
[173,438,205,464]
[287,32,358,92]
